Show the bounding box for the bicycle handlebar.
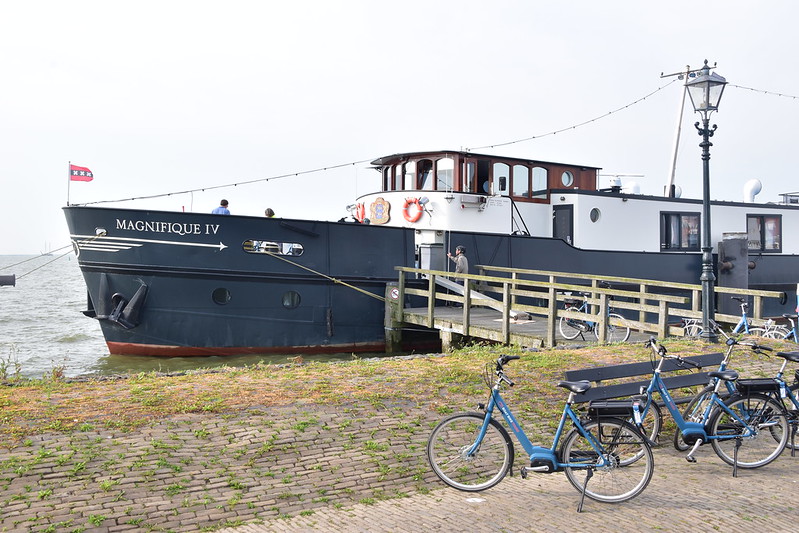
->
[494,355,520,387]
[646,337,702,368]
[497,355,521,366]
[724,337,773,353]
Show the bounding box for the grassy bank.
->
[3,337,783,443]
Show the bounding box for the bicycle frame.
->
[472,385,612,472]
[640,347,762,446]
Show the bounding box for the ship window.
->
[404,161,416,190]
[282,291,301,309]
[747,214,782,252]
[532,167,548,199]
[382,167,391,191]
[590,208,601,222]
[418,159,433,190]
[212,288,231,305]
[512,165,529,197]
[436,157,454,191]
[491,163,509,194]
[561,171,574,187]
[243,240,304,256]
[393,164,402,190]
[465,162,475,192]
[660,212,700,250]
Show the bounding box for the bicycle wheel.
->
[639,400,663,446]
[593,313,631,343]
[619,400,661,466]
[760,326,790,340]
[427,412,514,491]
[561,418,653,503]
[559,312,584,340]
[683,322,703,338]
[708,392,789,468]
[747,327,768,338]
[674,384,716,451]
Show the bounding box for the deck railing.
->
[389,265,785,348]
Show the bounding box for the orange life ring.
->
[403,198,423,223]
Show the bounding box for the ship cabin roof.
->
[371,150,601,203]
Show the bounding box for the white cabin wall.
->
[512,202,553,237]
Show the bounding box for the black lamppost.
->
[685,60,727,342]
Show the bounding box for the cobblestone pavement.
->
[1,357,795,532]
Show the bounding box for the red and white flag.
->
[70,164,94,182]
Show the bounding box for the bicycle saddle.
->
[707,370,739,382]
[557,380,592,393]
[776,351,799,363]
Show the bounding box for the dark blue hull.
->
[64,206,798,356]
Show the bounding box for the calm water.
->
[0,253,378,379]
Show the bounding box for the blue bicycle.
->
[682,297,767,337]
[675,335,799,454]
[559,291,631,343]
[426,355,654,509]
[760,313,799,343]
[639,338,789,472]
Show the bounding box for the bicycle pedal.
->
[519,467,528,479]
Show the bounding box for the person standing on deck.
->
[212,199,230,215]
[447,245,469,277]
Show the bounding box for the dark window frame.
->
[660,211,701,251]
[747,214,782,253]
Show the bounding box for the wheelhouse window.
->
[403,161,416,190]
[418,159,433,190]
[532,167,548,199]
[747,214,782,252]
[660,212,700,250]
[436,157,454,191]
[512,165,529,197]
[393,164,402,190]
[491,162,508,194]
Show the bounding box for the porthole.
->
[561,171,574,187]
[590,208,601,223]
[282,291,301,309]
[212,288,231,305]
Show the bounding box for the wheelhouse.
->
[371,151,600,203]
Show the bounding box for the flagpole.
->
[67,161,71,206]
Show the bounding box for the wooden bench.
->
[564,353,725,404]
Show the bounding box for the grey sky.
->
[2,0,798,254]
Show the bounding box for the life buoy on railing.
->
[403,197,423,223]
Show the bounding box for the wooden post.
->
[463,279,471,337]
[502,282,510,344]
[547,284,557,348]
[384,282,402,353]
[511,271,519,307]
[597,293,608,343]
[752,295,763,319]
[638,283,648,331]
[658,301,668,338]
[427,274,436,328]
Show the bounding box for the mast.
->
[660,64,707,197]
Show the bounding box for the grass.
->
[0,337,789,443]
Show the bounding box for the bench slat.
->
[572,373,712,403]
[564,353,723,382]
[564,352,724,404]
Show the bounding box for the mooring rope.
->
[259,250,388,303]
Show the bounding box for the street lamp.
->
[685,60,727,342]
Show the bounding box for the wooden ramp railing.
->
[384,265,785,352]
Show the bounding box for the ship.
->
[63,149,799,356]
